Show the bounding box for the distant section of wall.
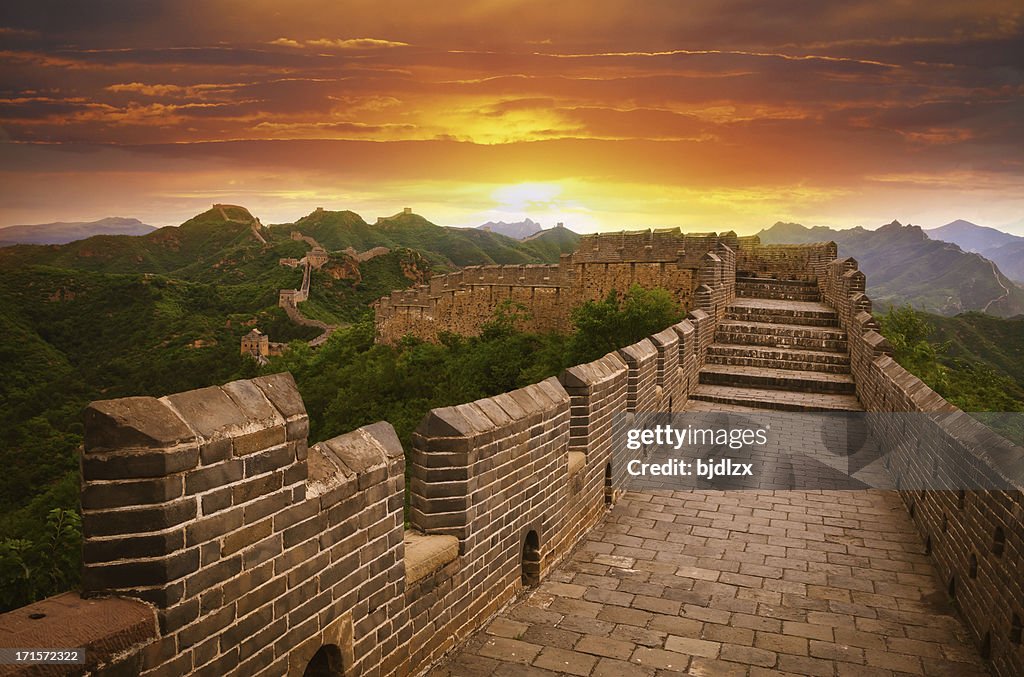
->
[822,257,1024,677]
[736,240,837,282]
[374,229,754,344]
[374,264,568,342]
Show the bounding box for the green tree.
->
[879,305,1023,440]
[879,305,947,389]
[0,508,82,612]
[567,285,682,364]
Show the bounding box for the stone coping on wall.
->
[0,593,157,676]
[403,531,459,585]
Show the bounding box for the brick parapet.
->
[374,230,750,344]
[736,239,837,282]
[28,289,734,676]
[821,256,1024,677]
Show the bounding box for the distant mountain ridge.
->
[926,219,1024,283]
[757,220,1024,317]
[926,219,1023,252]
[0,216,155,246]
[0,206,581,283]
[475,218,543,240]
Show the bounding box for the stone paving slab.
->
[427,489,987,677]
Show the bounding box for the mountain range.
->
[0,216,156,246]
[0,204,582,543]
[475,218,543,239]
[757,220,1024,317]
[925,219,1024,283]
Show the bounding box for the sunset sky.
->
[1,1,1023,234]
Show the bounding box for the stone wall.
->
[1,287,732,676]
[374,264,569,342]
[736,240,837,281]
[9,238,1017,675]
[374,229,748,344]
[821,257,1024,677]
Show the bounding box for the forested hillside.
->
[0,205,579,609]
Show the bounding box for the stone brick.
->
[222,518,272,556]
[185,459,244,494]
[232,471,284,505]
[82,548,199,590]
[83,530,183,563]
[81,473,184,510]
[83,396,195,452]
[252,372,305,419]
[82,446,199,481]
[234,426,287,456]
[83,498,197,537]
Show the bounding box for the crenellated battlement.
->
[373,230,755,343]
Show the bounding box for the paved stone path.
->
[428,489,987,676]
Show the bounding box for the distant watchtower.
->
[240,328,269,357]
[307,246,329,269]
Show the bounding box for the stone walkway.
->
[428,489,987,676]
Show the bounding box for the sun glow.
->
[491,182,564,211]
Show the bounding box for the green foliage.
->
[0,508,82,612]
[879,305,1024,441]
[0,202,628,609]
[879,305,948,389]
[567,285,683,364]
[280,286,682,455]
[281,210,576,268]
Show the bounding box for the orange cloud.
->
[270,37,409,50]
[0,0,1022,232]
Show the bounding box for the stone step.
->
[681,399,769,413]
[689,384,863,412]
[715,321,849,352]
[736,287,822,302]
[735,277,821,302]
[736,276,818,288]
[726,299,837,326]
[725,308,837,327]
[706,344,851,374]
[714,330,848,352]
[699,364,857,394]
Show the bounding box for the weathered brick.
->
[81,475,184,510]
[222,518,273,556]
[83,498,197,537]
[83,530,183,563]
[185,459,243,494]
[83,548,199,590]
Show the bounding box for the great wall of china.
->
[1,231,1021,677]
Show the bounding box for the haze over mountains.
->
[925,220,1024,284]
[0,216,155,246]
[5,206,1021,318]
[758,220,1024,317]
[475,218,543,240]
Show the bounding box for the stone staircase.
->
[689,277,863,412]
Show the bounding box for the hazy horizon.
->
[4,208,1022,238]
